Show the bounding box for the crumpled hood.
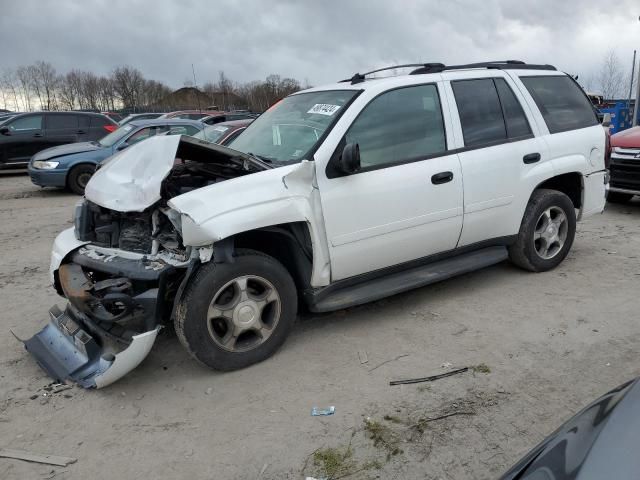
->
[84,134,268,213]
[85,135,182,212]
[33,141,103,161]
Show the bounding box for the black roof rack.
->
[341,60,557,84]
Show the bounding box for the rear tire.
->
[67,164,95,195]
[606,191,634,204]
[175,249,298,371]
[509,189,576,272]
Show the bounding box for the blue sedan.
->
[28,119,204,194]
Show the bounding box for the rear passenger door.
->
[44,113,79,149]
[446,76,547,246]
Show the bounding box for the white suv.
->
[25,61,607,387]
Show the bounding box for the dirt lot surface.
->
[0,172,639,480]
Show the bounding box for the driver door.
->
[317,83,464,281]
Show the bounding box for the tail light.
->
[103,125,117,133]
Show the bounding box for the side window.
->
[90,115,111,128]
[78,115,90,130]
[520,76,598,134]
[345,84,446,169]
[494,79,532,139]
[222,128,244,145]
[46,114,78,130]
[127,127,155,145]
[452,79,506,147]
[182,125,200,136]
[7,115,43,132]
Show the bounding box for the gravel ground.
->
[0,172,639,480]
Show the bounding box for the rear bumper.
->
[28,166,68,187]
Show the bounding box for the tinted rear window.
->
[521,76,598,134]
[452,78,506,147]
[90,115,113,128]
[494,78,532,139]
[47,114,78,130]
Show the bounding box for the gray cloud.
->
[1,0,639,88]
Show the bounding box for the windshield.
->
[99,124,134,147]
[230,90,358,164]
[193,125,232,143]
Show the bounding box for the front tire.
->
[67,164,95,195]
[509,189,576,272]
[175,249,298,371]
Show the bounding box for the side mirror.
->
[602,113,612,128]
[116,142,129,151]
[337,142,360,174]
[0,126,9,135]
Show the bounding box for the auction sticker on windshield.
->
[307,104,341,116]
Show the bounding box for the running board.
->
[308,246,508,313]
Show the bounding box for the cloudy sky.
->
[1,0,639,89]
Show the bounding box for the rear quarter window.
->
[521,76,598,134]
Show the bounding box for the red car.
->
[608,126,640,202]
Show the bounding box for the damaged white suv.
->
[24,61,607,388]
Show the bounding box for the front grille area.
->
[610,148,640,192]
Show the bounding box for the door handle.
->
[32,133,43,138]
[523,153,541,164]
[77,130,86,134]
[431,171,454,185]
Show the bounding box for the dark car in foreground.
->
[608,126,640,203]
[0,111,117,170]
[191,119,253,145]
[501,378,640,479]
[28,119,204,194]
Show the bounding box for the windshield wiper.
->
[248,152,273,163]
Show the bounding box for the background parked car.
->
[119,113,163,126]
[101,111,123,123]
[28,118,204,194]
[160,110,223,120]
[0,112,117,170]
[607,125,640,203]
[191,119,253,145]
[201,112,259,125]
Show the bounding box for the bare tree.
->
[595,50,626,99]
[2,69,21,111]
[35,61,59,110]
[16,66,33,111]
[112,66,145,109]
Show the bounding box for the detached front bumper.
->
[24,235,178,388]
[24,306,159,388]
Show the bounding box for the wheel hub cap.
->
[533,206,569,260]
[206,275,282,352]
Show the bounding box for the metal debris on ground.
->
[358,350,368,364]
[311,406,335,416]
[389,367,469,386]
[0,448,77,467]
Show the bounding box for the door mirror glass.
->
[601,113,612,128]
[337,142,361,174]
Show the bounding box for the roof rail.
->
[341,60,557,84]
